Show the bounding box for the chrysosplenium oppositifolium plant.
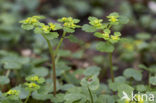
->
[17,13,133,103]
[20,16,80,96]
[1,75,45,103]
[82,12,129,82]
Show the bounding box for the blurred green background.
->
[0,0,156,96]
[0,0,156,68]
[1,0,156,49]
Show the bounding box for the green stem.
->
[148,73,151,89]
[24,91,31,103]
[109,52,114,82]
[55,31,66,56]
[108,24,112,29]
[5,70,10,77]
[19,98,23,103]
[41,34,57,96]
[88,87,94,103]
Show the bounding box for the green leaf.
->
[45,32,59,40]
[72,50,84,59]
[149,76,156,85]
[50,93,65,103]
[32,91,52,100]
[96,42,114,53]
[96,95,115,103]
[117,83,134,99]
[34,27,42,34]
[82,24,96,32]
[4,62,22,70]
[13,85,29,99]
[32,67,48,77]
[67,35,80,43]
[108,82,120,91]
[58,50,71,57]
[21,24,34,30]
[61,84,75,91]
[119,16,129,24]
[114,32,121,36]
[83,66,101,76]
[136,32,151,40]
[1,56,30,70]
[64,93,84,102]
[114,76,126,83]
[80,75,99,90]
[108,12,119,17]
[94,32,103,38]
[55,62,71,76]
[136,85,147,92]
[0,76,10,85]
[63,27,75,33]
[123,68,142,81]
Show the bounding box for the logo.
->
[121,91,155,102]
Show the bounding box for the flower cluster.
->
[6,90,19,96]
[107,12,119,24]
[40,23,62,34]
[82,12,129,53]
[26,75,45,84]
[109,32,121,43]
[25,82,40,90]
[25,75,45,91]
[58,17,80,29]
[89,17,103,28]
[20,16,80,37]
[20,16,45,30]
[85,13,122,44]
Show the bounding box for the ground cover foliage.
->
[0,0,156,103]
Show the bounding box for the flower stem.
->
[5,70,10,77]
[55,31,66,55]
[41,34,57,96]
[88,87,94,103]
[24,91,31,103]
[109,52,114,82]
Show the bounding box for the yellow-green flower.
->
[26,75,45,84]
[49,23,56,31]
[22,17,38,24]
[64,22,76,29]
[61,17,67,22]
[111,35,120,41]
[108,16,118,22]
[29,76,39,82]
[89,17,103,27]
[20,16,45,25]
[42,24,50,33]
[107,12,119,23]
[58,17,80,29]
[102,33,110,40]
[6,90,19,96]
[25,82,40,88]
